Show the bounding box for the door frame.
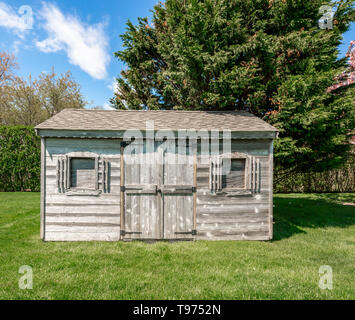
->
[119,139,197,240]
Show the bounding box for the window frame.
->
[221,153,250,192]
[210,152,253,195]
[65,152,100,196]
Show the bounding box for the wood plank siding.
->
[42,137,273,241]
[195,140,272,240]
[44,139,121,241]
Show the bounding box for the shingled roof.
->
[35,109,278,132]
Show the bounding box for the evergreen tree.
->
[112,0,355,173]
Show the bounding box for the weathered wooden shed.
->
[35,109,278,241]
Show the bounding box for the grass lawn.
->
[0,192,354,300]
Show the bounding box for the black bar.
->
[174,231,194,235]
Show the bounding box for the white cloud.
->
[108,77,119,94]
[0,2,31,37]
[36,3,110,80]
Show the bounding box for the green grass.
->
[0,192,354,300]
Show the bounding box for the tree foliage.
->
[0,126,40,192]
[0,52,17,87]
[112,0,355,173]
[0,58,87,126]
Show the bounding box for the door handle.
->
[125,185,158,194]
[160,185,194,194]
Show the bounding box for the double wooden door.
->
[121,140,196,240]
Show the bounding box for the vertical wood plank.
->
[212,160,216,192]
[63,156,67,191]
[105,159,109,193]
[102,159,106,192]
[209,160,212,192]
[193,153,197,234]
[61,158,64,192]
[140,147,148,238]
[120,146,125,240]
[95,157,99,191]
[246,156,251,191]
[133,150,141,238]
[56,158,60,191]
[66,156,70,191]
[256,158,260,193]
[252,156,255,193]
[40,138,46,240]
[219,157,222,191]
[59,158,62,192]
[269,141,274,240]
[157,145,163,239]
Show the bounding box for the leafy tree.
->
[0,52,17,87]
[0,65,87,126]
[39,69,87,118]
[112,0,355,173]
[0,75,43,126]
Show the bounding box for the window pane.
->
[223,159,245,189]
[71,158,95,189]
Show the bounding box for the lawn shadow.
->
[273,194,355,241]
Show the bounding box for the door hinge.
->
[175,230,197,235]
[121,230,142,236]
[120,186,126,192]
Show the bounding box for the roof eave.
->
[36,128,278,140]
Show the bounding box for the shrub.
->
[0,126,40,192]
[274,157,354,193]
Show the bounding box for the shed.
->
[35,109,278,241]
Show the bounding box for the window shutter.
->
[250,156,260,194]
[210,154,260,194]
[56,156,69,193]
[209,156,222,193]
[217,157,222,191]
[256,158,260,193]
[66,155,70,190]
[99,157,110,193]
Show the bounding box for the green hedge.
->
[0,126,40,192]
[274,157,354,193]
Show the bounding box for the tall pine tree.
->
[112,0,355,173]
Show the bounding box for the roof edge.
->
[37,128,278,140]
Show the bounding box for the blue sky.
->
[0,1,353,109]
